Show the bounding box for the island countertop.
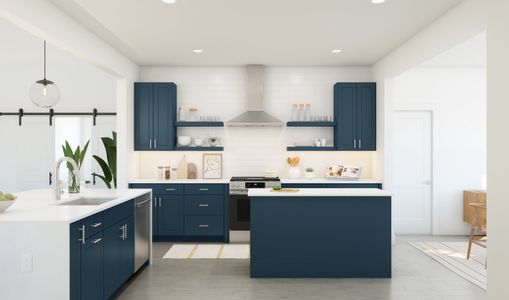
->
[0,188,151,223]
[248,188,391,197]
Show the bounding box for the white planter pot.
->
[288,167,301,179]
[305,172,315,179]
[0,200,16,213]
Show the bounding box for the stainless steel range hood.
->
[226,65,283,127]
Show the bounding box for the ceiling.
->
[49,0,463,66]
[421,31,486,67]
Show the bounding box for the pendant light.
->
[30,40,60,108]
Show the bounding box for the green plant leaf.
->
[79,140,90,166]
[91,173,111,189]
[93,155,112,182]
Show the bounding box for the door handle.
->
[149,139,152,149]
[154,139,157,149]
[78,225,85,244]
[359,139,362,149]
[165,188,176,191]
[199,224,209,228]
[136,199,150,207]
[159,197,162,207]
[120,225,126,240]
[353,139,356,149]
[49,172,52,186]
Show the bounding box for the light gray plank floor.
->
[118,236,486,300]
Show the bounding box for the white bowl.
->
[0,200,16,213]
[264,170,277,178]
[194,138,203,146]
[178,136,192,146]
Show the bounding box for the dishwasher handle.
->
[136,198,151,207]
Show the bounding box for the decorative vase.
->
[68,171,80,193]
[305,171,315,180]
[288,167,301,179]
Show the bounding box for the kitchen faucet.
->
[54,157,80,201]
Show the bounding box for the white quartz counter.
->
[280,178,381,184]
[248,188,391,197]
[130,179,230,184]
[0,188,151,223]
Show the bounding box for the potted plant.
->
[305,167,315,179]
[92,131,117,189]
[287,157,301,179]
[62,140,90,193]
[0,191,17,213]
[208,136,220,147]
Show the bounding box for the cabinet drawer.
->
[185,216,223,236]
[82,212,104,238]
[154,184,184,195]
[185,195,223,215]
[184,184,224,195]
[282,183,324,189]
[323,183,382,189]
[103,199,134,228]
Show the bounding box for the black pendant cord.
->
[43,40,46,81]
[0,108,116,126]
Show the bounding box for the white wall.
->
[392,32,486,235]
[0,0,140,188]
[371,0,509,297]
[138,66,376,179]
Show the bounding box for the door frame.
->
[387,104,439,235]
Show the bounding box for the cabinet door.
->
[158,195,184,236]
[69,222,81,300]
[356,83,376,150]
[134,83,154,150]
[334,83,357,150]
[153,83,176,150]
[81,232,104,300]
[104,217,134,299]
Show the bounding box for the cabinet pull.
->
[154,139,157,149]
[353,139,356,149]
[90,222,102,228]
[78,225,85,244]
[359,139,362,149]
[199,188,209,191]
[199,224,209,228]
[165,188,176,191]
[149,139,152,149]
[159,197,162,207]
[124,224,128,239]
[199,204,209,207]
[91,238,102,244]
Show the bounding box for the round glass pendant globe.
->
[30,80,60,108]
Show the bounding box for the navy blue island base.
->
[250,192,391,278]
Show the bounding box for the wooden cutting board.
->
[270,189,300,193]
[187,163,198,179]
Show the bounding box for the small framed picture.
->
[203,153,223,179]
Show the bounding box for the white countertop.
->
[130,179,230,184]
[280,178,381,184]
[248,188,391,197]
[0,188,151,223]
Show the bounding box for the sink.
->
[58,197,117,206]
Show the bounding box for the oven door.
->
[230,194,250,230]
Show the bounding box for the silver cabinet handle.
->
[199,224,209,228]
[154,198,157,208]
[124,224,128,239]
[149,139,152,149]
[120,225,125,239]
[199,188,209,191]
[90,222,102,228]
[159,197,162,207]
[199,204,209,207]
[79,225,85,244]
[165,188,176,191]
[154,139,157,149]
[136,199,150,207]
[353,139,356,149]
[359,139,362,149]
[91,238,102,244]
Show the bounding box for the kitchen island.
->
[0,188,151,300]
[248,188,392,278]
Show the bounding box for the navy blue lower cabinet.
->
[80,232,104,300]
[69,221,81,300]
[104,216,135,299]
[158,195,184,236]
[250,196,391,278]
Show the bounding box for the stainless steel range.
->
[229,176,281,242]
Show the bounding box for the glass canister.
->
[157,166,164,180]
[164,166,172,180]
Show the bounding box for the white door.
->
[392,110,432,234]
[16,117,55,192]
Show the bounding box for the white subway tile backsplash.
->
[138,66,375,180]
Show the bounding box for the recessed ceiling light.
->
[193,49,204,53]
[331,49,342,53]
[161,0,176,4]
[371,0,386,4]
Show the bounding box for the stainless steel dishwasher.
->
[134,193,151,272]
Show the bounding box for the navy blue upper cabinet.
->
[134,83,177,151]
[334,83,376,151]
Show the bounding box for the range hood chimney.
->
[226,65,284,127]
